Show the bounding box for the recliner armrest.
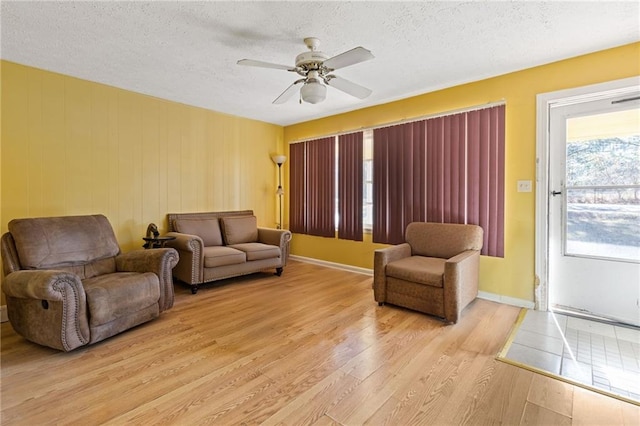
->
[2,270,90,351]
[116,248,179,312]
[3,270,86,301]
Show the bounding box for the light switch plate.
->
[517,180,532,192]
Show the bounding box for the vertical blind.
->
[289,103,505,257]
[338,132,364,241]
[373,121,428,244]
[289,137,335,237]
[289,142,307,234]
[467,106,505,257]
[372,104,505,257]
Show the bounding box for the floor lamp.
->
[272,155,286,229]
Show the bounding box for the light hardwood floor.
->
[1,260,638,425]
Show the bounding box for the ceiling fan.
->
[237,37,374,105]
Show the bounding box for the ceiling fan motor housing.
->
[295,51,329,70]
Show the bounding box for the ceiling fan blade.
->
[237,59,295,71]
[323,47,374,71]
[273,80,304,104]
[326,76,372,99]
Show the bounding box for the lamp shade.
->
[271,155,286,165]
[301,81,327,104]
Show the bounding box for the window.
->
[289,104,505,257]
[372,105,505,256]
[363,130,374,230]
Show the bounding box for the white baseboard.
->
[477,291,535,309]
[290,255,535,309]
[1,305,7,323]
[289,255,373,276]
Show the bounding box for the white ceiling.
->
[2,1,639,126]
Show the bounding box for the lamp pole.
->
[277,163,283,229]
[272,155,286,229]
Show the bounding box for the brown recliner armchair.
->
[374,222,483,324]
[1,214,179,351]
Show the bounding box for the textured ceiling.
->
[2,1,639,126]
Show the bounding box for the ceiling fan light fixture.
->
[239,38,374,105]
[301,80,326,104]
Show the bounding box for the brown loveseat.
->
[374,222,483,324]
[165,210,292,294]
[1,214,179,351]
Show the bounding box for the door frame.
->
[534,76,640,312]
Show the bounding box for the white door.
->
[549,92,640,326]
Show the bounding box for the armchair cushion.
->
[174,218,223,246]
[386,256,445,288]
[83,272,160,327]
[220,216,258,245]
[406,222,483,259]
[8,215,120,269]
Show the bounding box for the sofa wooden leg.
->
[378,302,384,306]
[191,285,198,295]
[275,267,283,277]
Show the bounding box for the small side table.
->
[142,236,176,249]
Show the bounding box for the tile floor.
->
[505,309,640,402]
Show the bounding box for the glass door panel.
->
[565,110,640,262]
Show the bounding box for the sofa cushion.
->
[220,216,258,245]
[8,214,120,269]
[83,272,160,327]
[203,246,246,268]
[228,243,281,261]
[174,218,223,246]
[386,256,445,288]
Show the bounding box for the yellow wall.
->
[283,42,640,303]
[1,60,284,304]
[1,43,638,307]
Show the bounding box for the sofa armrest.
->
[164,232,203,252]
[373,243,412,302]
[116,248,179,312]
[163,232,204,285]
[257,228,292,265]
[2,270,90,351]
[443,250,480,323]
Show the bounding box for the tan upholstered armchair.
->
[1,215,179,351]
[374,222,483,324]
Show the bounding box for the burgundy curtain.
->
[373,122,427,244]
[372,105,504,256]
[289,142,306,234]
[305,137,336,237]
[426,115,466,224]
[467,105,505,257]
[291,104,505,256]
[338,132,363,241]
